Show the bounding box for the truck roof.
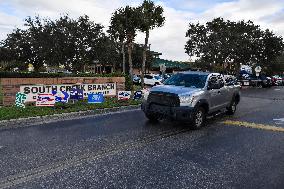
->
[179,71,211,76]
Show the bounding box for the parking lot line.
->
[221,120,284,133]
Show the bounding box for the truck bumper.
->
[141,102,195,121]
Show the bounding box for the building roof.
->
[152,58,191,69]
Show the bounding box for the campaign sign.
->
[52,91,70,103]
[88,93,104,104]
[133,91,143,100]
[70,88,84,100]
[20,83,116,102]
[36,94,55,107]
[118,91,131,100]
[15,92,27,108]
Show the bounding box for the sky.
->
[0,0,283,61]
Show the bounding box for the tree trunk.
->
[122,42,126,74]
[141,30,149,88]
[127,41,133,90]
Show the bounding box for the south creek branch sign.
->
[20,83,116,102]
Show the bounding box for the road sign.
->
[255,66,262,73]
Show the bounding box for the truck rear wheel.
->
[191,107,205,130]
[226,100,237,115]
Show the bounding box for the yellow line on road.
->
[222,120,284,132]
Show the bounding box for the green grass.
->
[0,98,141,121]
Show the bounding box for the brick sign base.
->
[0,77,125,106]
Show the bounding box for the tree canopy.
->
[1,15,118,72]
[185,17,284,73]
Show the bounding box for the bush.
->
[124,74,133,91]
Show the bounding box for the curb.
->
[0,105,141,130]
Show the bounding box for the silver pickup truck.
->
[142,71,241,129]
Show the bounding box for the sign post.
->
[255,66,262,87]
[160,64,166,79]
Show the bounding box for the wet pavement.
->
[0,86,283,189]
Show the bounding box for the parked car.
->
[160,73,172,80]
[144,74,163,86]
[272,75,283,86]
[259,75,272,88]
[142,71,241,129]
[133,75,141,85]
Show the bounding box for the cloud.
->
[194,0,284,32]
[0,0,283,61]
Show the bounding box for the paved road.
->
[0,87,283,189]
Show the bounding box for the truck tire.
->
[191,107,205,130]
[145,113,159,122]
[226,100,237,115]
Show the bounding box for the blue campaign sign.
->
[133,91,143,100]
[52,90,70,103]
[70,88,84,100]
[88,93,104,104]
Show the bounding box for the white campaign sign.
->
[20,83,116,102]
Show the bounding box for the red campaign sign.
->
[36,94,56,107]
[118,91,131,100]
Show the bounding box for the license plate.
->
[150,104,170,114]
[244,82,249,86]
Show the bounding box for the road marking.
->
[222,120,284,132]
[273,118,284,125]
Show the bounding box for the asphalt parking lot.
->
[0,87,283,189]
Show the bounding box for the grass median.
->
[0,98,141,121]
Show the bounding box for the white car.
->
[144,74,163,86]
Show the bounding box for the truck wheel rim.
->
[195,110,203,127]
[232,102,236,112]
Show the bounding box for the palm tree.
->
[109,9,126,73]
[109,6,140,88]
[139,0,165,88]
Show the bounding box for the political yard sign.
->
[52,90,70,103]
[118,91,131,100]
[88,93,104,104]
[69,88,84,100]
[15,92,27,108]
[20,83,116,102]
[133,91,143,100]
[36,94,55,107]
